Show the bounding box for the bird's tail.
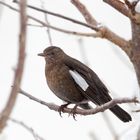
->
[110,105,132,122]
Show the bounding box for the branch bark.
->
[131,21,140,86]
[19,89,138,116]
[124,0,140,16]
[103,0,133,18]
[0,0,27,132]
[103,0,140,24]
[70,0,97,26]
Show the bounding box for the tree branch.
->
[124,0,140,15]
[13,0,99,31]
[28,23,101,37]
[103,0,135,20]
[133,109,140,112]
[71,0,97,26]
[0,0,27,132]
[40,0,53,46]
[9,118,45,140]
[19,89,139,117]
[1,1,132,57]
[71,0,132,57]
[0,2,102,38]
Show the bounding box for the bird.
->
[38,46,132,122]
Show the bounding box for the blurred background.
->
[0,0,140,140]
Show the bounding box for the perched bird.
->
[38,46,132,122]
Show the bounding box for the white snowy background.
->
[0,0,140,140]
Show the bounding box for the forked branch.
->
[71,0,132,57]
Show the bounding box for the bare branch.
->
[124,0,133,10]
[0,2,102,38]
[124,0,140,15]
[1,1,132,57]
[71,0,97,26]
[104,0,140,24]
[102,28,133,57]
[34,26,101,37]
[0,0,27,132]
[71,0,132,57]
[133,109,140,112]
[9,118,45,140]
[13,0,99,31]
[28,23,101,37]
[103,0,134,20]
[19,89,138,117]
[29,16,131,57]
[40,0,53,46]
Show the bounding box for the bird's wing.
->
[69,70,89,91]
[64,56,112,105]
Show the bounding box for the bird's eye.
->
[50,52,54,55]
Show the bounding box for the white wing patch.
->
[69,70,89,91]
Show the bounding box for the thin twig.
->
[124,0,139,15]
[0,0,27,132]
[71,0,97,26]
[13,0,99,31]
[9,118,45,140]
[28,23,100,37]
[27,23,100,37]
[19,89,139,116]
[133,109,140,112]
[124,0,133,10]
[40,0,53,46]
[0,2,101,38]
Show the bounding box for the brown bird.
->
[38,46,132,122]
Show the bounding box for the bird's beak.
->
[38,53,45,57]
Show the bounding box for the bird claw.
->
[58,103,70,117]
[69,105,78,121]
[58,103,78,120]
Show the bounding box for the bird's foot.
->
[58,103,70,117]
[69,104,78,121]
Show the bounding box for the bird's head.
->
[38,46,65,63]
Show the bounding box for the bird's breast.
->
[45,64,85,103]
